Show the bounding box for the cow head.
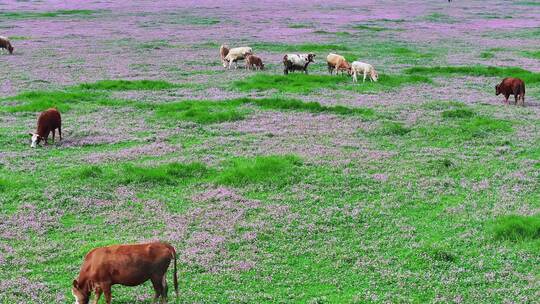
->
[72,280,90,304]
[222,58,230,68]
[28,132,42,148]
[307,53,315,63]
[8,44,13,54]
[495,84,501,95]
[370,69,379,82]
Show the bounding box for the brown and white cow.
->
[29,108,62,148]
[223,46,252,69]
[72,242,178,304]
[496,77,525,106]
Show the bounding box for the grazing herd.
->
[0,31,529,302]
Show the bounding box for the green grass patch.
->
[76,165,104,179]
[417,115,513,147]
[76,79,180,91]
[352,25,388,32]
[234,73,349,93]
[377,121,411,136]
[338,42,436,64]
[234,73,432,94]
[1,79,185,112]
[405,65,540,83]
[153,97,375,124]
[422,13,457,23]
[241,97,375,118]
[154,100,247,124]
[288,23,313,29]
[8,36,31,41]
[479,51,495,59]
[217,155,302,187]
[121,162,210,185]
[522,50,540,59]
[1,89,120,112]
[138,39,174,50]
[491,214,540,242]
[515,1,540,5]
[441,108,476,119]
[0,9,100,19]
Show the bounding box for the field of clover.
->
[0,0,539,303]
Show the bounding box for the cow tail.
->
[172,248,178,297]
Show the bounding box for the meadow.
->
[0,0,539,303]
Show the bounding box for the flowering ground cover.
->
[0,0,539,303]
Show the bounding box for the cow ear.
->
[73,280,79,288]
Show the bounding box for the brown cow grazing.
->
[72,242,178,304]
[29,108,62,148]
[496,77,525,106]
[245,54,264,70]
[0,36,14,54]
[326,53,351,76]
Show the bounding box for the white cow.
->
[283,53,315,75]
[351,61,378,83]
[223,46,252,69]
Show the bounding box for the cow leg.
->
[58,126,62,141]
[521,94,525,106]
[352,72,357,83]
[102,284,112,304]
[93,288,102,304]
[52,129,55,143]
[161,275,169,304]
[151,276,164,303]
[363,71,367,82]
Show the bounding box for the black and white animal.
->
[282,53,315,75]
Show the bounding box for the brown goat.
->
[245,54,264,70]
[29,108,62,148]
[0,36,14,54]
[496,77,525,106]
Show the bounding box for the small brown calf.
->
[246,54,264,70]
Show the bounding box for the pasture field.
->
[1,0,540,303]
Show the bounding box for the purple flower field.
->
[1,0,539,303]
